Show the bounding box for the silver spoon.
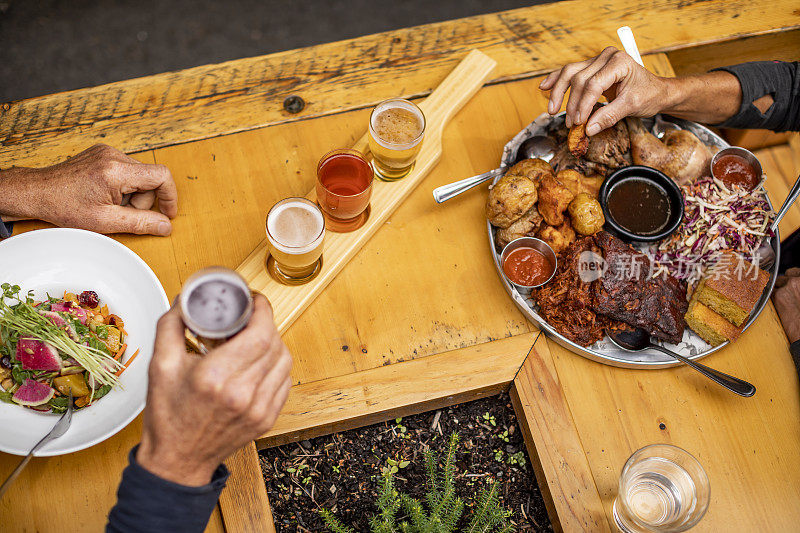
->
[608,327,756,397]
[0,392,74,499]
[756,173,800,269]
[432,135,556,204]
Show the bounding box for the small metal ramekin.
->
[710,146,763,182]
[499,237,557,290]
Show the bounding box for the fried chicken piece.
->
[568,193,605,235]
[536,219,576,254]
[486,174,538,228]
[556,169,604,199]
[537,174,575,226]
[496,206,544,248]
[506,158,555,186]
[626,117,712,185]
[568,124,589,157]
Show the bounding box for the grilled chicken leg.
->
[626,117,712,184]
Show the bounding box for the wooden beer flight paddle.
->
[222,49,496,533]
[235,49,497,333]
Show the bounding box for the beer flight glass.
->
[263,96,424,284]
[316,149,373,232]
[368,97,426,181]
[266,197,326,285]
[180,266,254,353]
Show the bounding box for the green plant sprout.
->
[321,433,513,533]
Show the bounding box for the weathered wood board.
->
[2,0,799,169]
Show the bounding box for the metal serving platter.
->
[487,112,779,368]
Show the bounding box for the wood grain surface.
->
[237,49,497,333]
[3,0,799,169]
[1,16,799,533]
[258,333,536,448]
[218,442,276,533]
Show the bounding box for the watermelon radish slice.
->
[12,379,55,406]
[16,338,62,371]
[39,310,67,327]
[39,310,81,341]
[51,302,88,325]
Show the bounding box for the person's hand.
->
[539,46,669,136]
[0,144,177,236]
[774,267,800,344]
[136,295,292,486]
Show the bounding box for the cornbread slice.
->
[684,299,743,347]
[695,252,769,326]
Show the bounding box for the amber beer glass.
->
[368,98,426,181]
[265,198,326,285]
[316,149,373,232]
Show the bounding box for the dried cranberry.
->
[78,290,100,308]
[0,356,10,369]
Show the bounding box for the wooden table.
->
[2,1,800,531]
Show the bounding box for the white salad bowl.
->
[0,228,168,456]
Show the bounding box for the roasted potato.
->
[505,158,555,186]
[537,174,574,226]
[536,219,576,254]
[496,206,544,248]
[568,192,605,235]
[486,174,538,228]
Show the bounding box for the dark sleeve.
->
[0,216,12,239]
[106,446,229,533]
[791,340,800,380]
[711,61,800,132]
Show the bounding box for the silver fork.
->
[0,392,74,499]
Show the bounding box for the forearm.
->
[0,166,46,222]
[659,71,742,124]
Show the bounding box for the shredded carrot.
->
[75,396,90,408]
[63,290,67,299]
[114,343,127,361]
[115,349,140,377]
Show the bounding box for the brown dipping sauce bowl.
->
[598,165,684,244]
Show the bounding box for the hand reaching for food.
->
[539,46,668,136]
[539,46,743,136]
[0,144,178,236]
[136,295,292,486]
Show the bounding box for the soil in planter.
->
[259,392,553,532]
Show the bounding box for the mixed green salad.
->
[0,283,139,413]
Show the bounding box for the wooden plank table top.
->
[1,1,799,531]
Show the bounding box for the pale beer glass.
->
[265,197,325,285]
[368,98,426,181]
[613,444,710,533]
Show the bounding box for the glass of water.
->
[613,444,710,532]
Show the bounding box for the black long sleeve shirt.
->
[106,446,229,533]
[713,61,800,132]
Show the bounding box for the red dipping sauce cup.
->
[316,149,374,232]
[499,237,557,290]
